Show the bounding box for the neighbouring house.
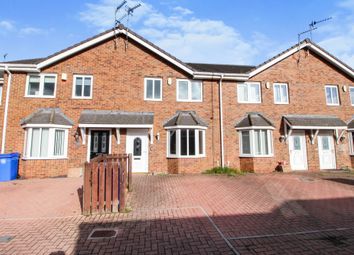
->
[0,25,353,178]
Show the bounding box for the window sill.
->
[24,95,56,99]
[144,98,163,101]
[176,100,203,103]
[72,97,93,100]
[239,155,274,158]
[326,104,340,106]
[274,102,289,105]
[237,101,261,104]
[167,155,206,159]
[22,157,68,161]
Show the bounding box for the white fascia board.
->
[0,64,39,72]
[37,29,194,75]
[21,124,73,129]
[249,42,309,78]
[78,124,153,128]
[164,125,208,130]
[308,45,354,77]
[290,125,347,130]
[193,72,249,81]
[235,126,275,130]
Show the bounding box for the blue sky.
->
[1,0,354,67]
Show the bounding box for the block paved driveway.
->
[1,172,354,254]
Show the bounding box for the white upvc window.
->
[167,128,206,158]
[176,79,202,102]
[73,75,93,99]
[25,73,57,98]
[0,83,3,105]
[273,83,289,104]
[350,87,354,106]
[24,127,69,159]
[144,77,162,101]
[237,82,261,103]
[239,129,273,157]
[349,131,354,155]
[325,85,339,106]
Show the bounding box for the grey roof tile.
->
[21,108,74,126]
[283,114,347,127]
[235,112,274,128]
[163,111,208,127]
[186,63,255,74]
[79,110,154,125]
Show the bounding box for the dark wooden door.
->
[90,131,110,159]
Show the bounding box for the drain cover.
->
[299,177,315,182]
[88,229,118,239]
[0,236,14,243]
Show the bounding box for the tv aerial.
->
[113,1,142,50]
[298,17,332,44]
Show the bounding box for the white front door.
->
[318,133,336,170]
[126,129,149,173]
[289,131,308,170]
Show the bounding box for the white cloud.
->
[79,0,274,64]
[172,6,193,16]
[316,0,354,67]
[19,27,44,36]
[0,20,14,31]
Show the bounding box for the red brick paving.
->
[1,172,354,254]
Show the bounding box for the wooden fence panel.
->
[91,162,98,214]
[105,160,112,213]
[83,154,131,215]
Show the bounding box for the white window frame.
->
[239,129,273,157]
[23,126,69,160]
[325,85,340,106]
[166,128,206,158]
[349,131,354,155]
[144,77,162,101]
[72,74,93,99]
[25,73,58,98]
[0,83,3,105]
[176,79,203,102]
[273,82,289,104]
[237,82,261,104]
[349,86,354,106]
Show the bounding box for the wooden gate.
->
[83,154,132,215]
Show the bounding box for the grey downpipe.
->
[219,75,225,167]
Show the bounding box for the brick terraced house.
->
[0,25,354,178]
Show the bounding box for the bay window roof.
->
[283,115,347,129]
[347,118,354,130]
[20,108,74,126]
[163,111,208,128]
[235,112,274,129]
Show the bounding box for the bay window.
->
[349,131,354,155]
[167,128,205,157]
[24,127,69,159]
[239,129,273,157]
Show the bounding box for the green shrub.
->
[203,167,245,176]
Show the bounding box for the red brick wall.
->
[2,35,221,178]
[223,50,354,172]
[1,37,354,178]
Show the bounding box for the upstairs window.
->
[177,80,202,102]
[237,82,261,103]
[73,75,93,99]
[350,87,354,106]
[325,85,339,106]
[26,74,57,97]
[273,83,289,104]
[144,78,162,101]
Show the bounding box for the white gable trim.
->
[249,41,354,78]
[37,29,194,75]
